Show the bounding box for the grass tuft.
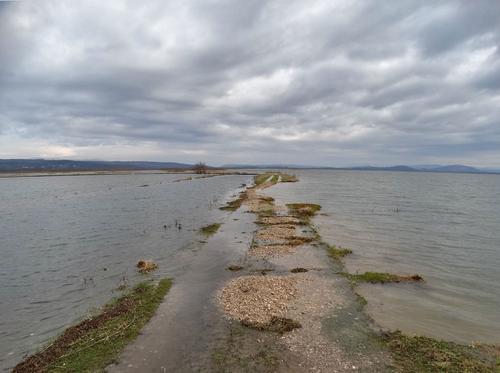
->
[13,279,172,373]
[326,244,353,260]
[279,173,298,183]
[200,223,222,236]
[220,191,247,211]
[286,203,321,219]
[343,271,424,284]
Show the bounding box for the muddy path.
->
[107,208,256,372]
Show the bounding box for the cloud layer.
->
[1,0,499,166]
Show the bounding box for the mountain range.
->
[0,159,193,172]
[222,163,500,174]
[1,159,499,174]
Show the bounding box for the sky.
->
[0,0,500,167]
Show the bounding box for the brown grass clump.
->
[136,260,158,273]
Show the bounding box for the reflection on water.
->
[265,170,500,344]
[0,173,250,370]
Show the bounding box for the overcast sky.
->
[1,0,500,167]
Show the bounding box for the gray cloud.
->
[0,0,499,166]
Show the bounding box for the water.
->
[265,170,500,345]
[0,173,250,371]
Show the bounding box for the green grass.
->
[286,203,321,219]
[254,173,275,186]
[385,331,500,372]
[14,279,172,373]
[254,172,296,186]
[220,191,247,211]
[200,223,222,236]
[342,271,424,284]
[326,244,353,260]
[279,173,298,182]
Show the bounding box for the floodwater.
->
[0,173,251,371]
[265,170,500,345]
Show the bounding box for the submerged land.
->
[13,173,500,372]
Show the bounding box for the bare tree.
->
[193,162,208,174]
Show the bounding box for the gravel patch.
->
[218,275,299,326]
[255,225,298,241]
[258,216,302,225]
[249,244,300,258]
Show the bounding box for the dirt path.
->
[109,175,390,372]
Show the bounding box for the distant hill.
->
[0,159,194,172]
[350,165,416,172]
[422,165,480,173]
[222,163,498,174]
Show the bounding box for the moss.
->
[14,279,172,373]
[326,244,353,260]
[343,271,424,284]
[385,331,500,372]
[200,223,222,236]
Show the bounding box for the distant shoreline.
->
[0,169,258,179]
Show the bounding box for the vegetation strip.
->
[13,279,172,373]
[343,271,424,284]
[385,331,500,372]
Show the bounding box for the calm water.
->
[266,170,500,344]
[0,173,250,371]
